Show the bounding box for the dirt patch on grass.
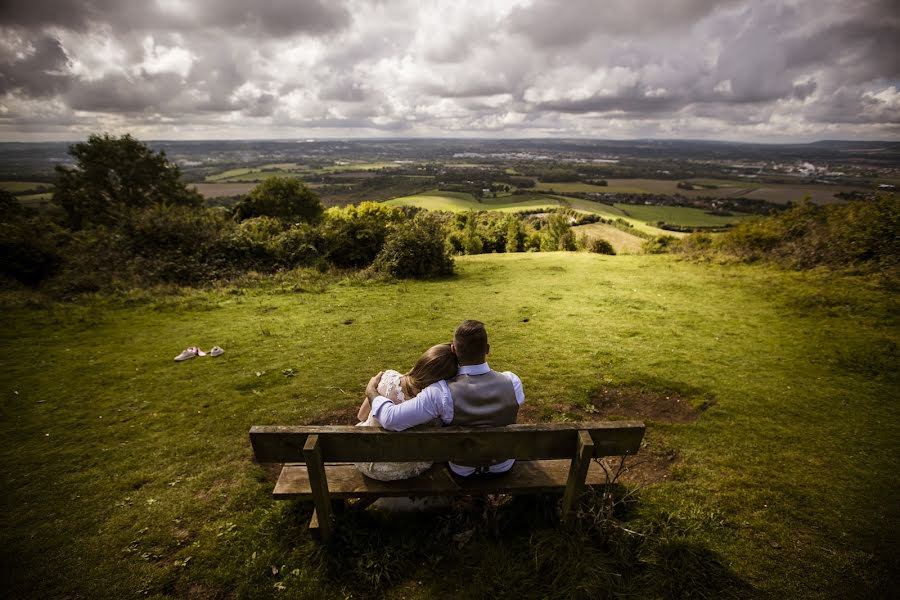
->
[602,447,679,486]
[588,384,715,423]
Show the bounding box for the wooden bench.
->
[249,421,645,541]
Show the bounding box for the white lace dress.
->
[355,369,433,481]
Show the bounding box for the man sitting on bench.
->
[365,320,525,479]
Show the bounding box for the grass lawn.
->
[2,255,896,599]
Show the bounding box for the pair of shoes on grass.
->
[174,346,224,362]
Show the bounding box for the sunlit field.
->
[2,253,896,598]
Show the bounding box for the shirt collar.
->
[458,362,490,375]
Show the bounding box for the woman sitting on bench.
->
[354,343,457,481]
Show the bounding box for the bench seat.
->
[273,459,614,499]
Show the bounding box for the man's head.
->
[452,320,489,365]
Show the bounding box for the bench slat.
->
[272,460,615,499]
[251,422,645,464]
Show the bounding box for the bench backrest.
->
[250,421,645,464]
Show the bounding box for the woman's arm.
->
[357,397,372,421]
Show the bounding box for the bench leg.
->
[303,434,334,542]
[561,430,595,526]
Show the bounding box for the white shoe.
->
[174,347,202,362]
[209,346,224,357]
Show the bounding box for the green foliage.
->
[234,176,324,223]
[373,212,454,278]
[586,237,616,255]
[123,204,234,285]
[506,217,525,253]
[319,202,405,267]
[642,235,680,254]
[0,216,64,286]
[709,195,899,274]
[53,133,202,229]
[459,213,484,255]
[274,224,322,268]
[541,213,577,251]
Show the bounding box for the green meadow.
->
[1,253,896,598]
[613,204,753,227]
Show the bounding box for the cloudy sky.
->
[0,0,898,142]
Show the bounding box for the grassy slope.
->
[614,203,754,227]
[1,255,897,598]
[572,222,645,253]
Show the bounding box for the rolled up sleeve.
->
[371,385,442,431]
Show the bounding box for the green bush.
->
[373,213,454,279]
[234,177,324,223]
[318,202,405,267]
[275,224,322,268]
[0,218,65,286]
[123,204,232,285]
[587,238,616,255]
[643,235,680,254]
[541,213,577,251]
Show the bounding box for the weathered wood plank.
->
[250,422,644,464]
[561,430,595,525]
[272,460,615,499]
[302,435,333,541]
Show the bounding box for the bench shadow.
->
[272,489,750,599]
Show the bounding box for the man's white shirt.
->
[370,363,525,476]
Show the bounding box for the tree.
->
[506,216,524,253]
[541,212,576,251]
[54,133,202,229]
[235,177,324,224]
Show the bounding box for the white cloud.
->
[0,0,898,141]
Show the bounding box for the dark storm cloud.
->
[66,72,185,113]
[0,35,72,97]
[537,90,686,115]
[507,0,738,47]
[0,0,350,37]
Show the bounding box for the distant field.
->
[192,183,258,198]
[613,204,754,227]
[534,178,858,205]
[320,161,402,173]
[572,222,646,254]
[0,181,54,194]
[535,181,648,194]
[206,164,310,183]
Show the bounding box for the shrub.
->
[319,202,404,267]
[643,235,680,254]
[587,238,616,255]
[275,224,322,268]
[0,218,65,286]
[678,233,714,256]
[373,213,454,279]
[234,176,324,223]
[123,204,232,285]
[541,213,577,251]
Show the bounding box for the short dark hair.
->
[453,320,488,364]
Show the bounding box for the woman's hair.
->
[405,343,457,392]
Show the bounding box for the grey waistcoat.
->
[448,371,519,428]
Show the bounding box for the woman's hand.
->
[365,371,384,401]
